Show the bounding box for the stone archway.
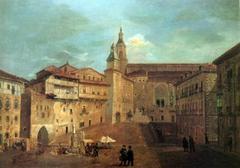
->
[116,112,121,123]
[37,126,49,146]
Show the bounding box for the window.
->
[83,88,86,93]
[171,115,175,122]
[79,122,85,128]
[161,99,165,107]
[71,119,73,122]
[161,115,164,121]
[5,98,10,111]
[227,69,233,79]
[195,83,198,91]
[0,116,1,122]
[0,97,2,110]
[56,119,59,123]
[92,91,95,95]
[14,116,18,123]
[227,69,233,91]
[6,116,9,122]
[81,106,87,115]
[15,132,18,137]
[14,99,18,109]
[88,76,91,80]
[7,84,10,90]
[36,105,38,110]
[41,112,45,118]
[70,109,73,114]
[156,99,160,107]
[89,120,92,126]
[100,116,103,123]
[83,75,86,80]
[11,86,15,95]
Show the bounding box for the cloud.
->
[126,34,158,62]
[0,0,238,79]
[127,34,153,47]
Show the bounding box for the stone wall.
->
[176,71,217,144]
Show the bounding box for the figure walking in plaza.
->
[189,136,195,152]
[228,137,233,152]
[182,137,188,152]
[127,146,134,166]
[119,145,127,166]
[205,133,209,145]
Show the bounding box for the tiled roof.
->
[0,69,28,83]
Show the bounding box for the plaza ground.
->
[1,123,240,168]
[1,145,240,168]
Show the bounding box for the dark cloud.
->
[201,0,239,21]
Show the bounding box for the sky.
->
[0,0,239,79]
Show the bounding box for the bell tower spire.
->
[118,27,124,42]
[116,27,128,74]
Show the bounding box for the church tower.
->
[106,43,120,71]
[116,27,128,74]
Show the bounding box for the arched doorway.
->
[116,112,121,123]
[37,126,49,145]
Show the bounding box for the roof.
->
[0,69,28,84]
[58,62,78,72]
[75,67,105,77]
[107,43,119,62]
[213,43,240,65]
[126,63,210,73]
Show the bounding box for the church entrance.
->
[37,126,49,146]
[116,112,121,123]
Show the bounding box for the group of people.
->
[182,136,195,152]
[2,139,26,152]
[85,143,99,157]
[119,145,134,166]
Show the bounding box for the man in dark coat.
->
[182,137,188,152]
[119,145,127,166]
[189,136,195,152]
[205,133,209,145]
[228,137,233,152]
[127,146,134,166]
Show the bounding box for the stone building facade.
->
[21,64,109,146]
[0,69,26,146]
[175,66,217,144]
[126,64,214,123]
[213,43,240,152]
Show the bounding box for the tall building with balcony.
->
[21,63,109,146]
[175,65,217,144]
[213,43,240,152]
